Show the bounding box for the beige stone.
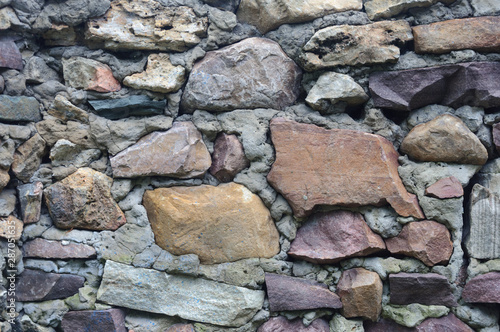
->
[0,215,23,241]
[0,169,9,192]
[42,24,77,46]
[142,183,280,264]
[11,134,47,183]
[365,0,436,20]
[48,95,89,124]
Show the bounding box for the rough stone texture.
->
[416,314,474,332]
[198,258,264,289]
[61,309,126,332]
[288,210,385,264]
[24,56,59,84]
[88,95,166,120]
[209,133,249,182]
[86,1,208,52]
[258,317,330,332]
[11,134,47,182]
[42,24,77,46]
[364,319,416,331]
[370,62,500,111]
[0,189,16,217]
[265,273,342,311]
[44,168,126,231]
[462,272,500,304]
[413,16,500,54]
[97,261,265,327]
[389,273,457,306]
[365,0,436,20]
[385,220,453,266]
[330,314,364,332]
[143,183,280,264]
[301,21,412,70]
[18,182,43,224]
[471,0,500,15]
[182,38,301,112]
[0,169,8,192]
[267,118,424,218]
[425,176,464,199]
[165,324,194,332]
[110,122,211,178]
[400,114,488,165]
[0,38,22,70]
[236,0,362,34]
[16,269,85,302]
[62,57,121,93]
[337,268,383,321]
[0,95,40,122]
[382,304,450,328]
[123,54,185,93]
[48,95,89,124]
[493,123,500,154]
[36,117,97,149]
[23,238,96,259]
[0,215,22,240]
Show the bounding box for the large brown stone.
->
[44,168,126,231]
[413,16,500,54]
[61,309,127,332]
[416,314,474,332]
[110,122,211,178]
[258,317,330,332]
[11,133,47,183]
[23,238,96,259]
[62,57,121,93]
[267,118,424,219]
[462,272,500,304]
[209,133,249,182]
[337,268,383,321]
[401,114,488,165]
[385,220,453,267]
[288,210,386,264]
[143,183,280,264]
[16,269,85,302]
[425,176,464,199]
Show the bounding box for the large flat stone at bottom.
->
[462,272,500,304]
[96,261,265,327]
[416,313,474,332]
[258,317,330,332]
[16,269,84,302]
[61,309,126,332]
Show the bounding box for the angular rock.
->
[288,210,385,264]
[111,122,211,178]
[165,324,194,332]
[97,261,265,327]
[301,21,412,70]
[386,220,453,266]
[123,54,185,93]
[267,118,424,219]
[42,24,77,46]
[0,215,22,241]
[44,168,126,231]
[198,258,264,288]
[365,0,436,20]
[0,95,40,122]
[493,123,500,154]
[237,0,362,34]
[425,176,464,199]
[23,238,96,259]
[0,169,8,192]
[416,314,474,332]
[49,95,89,124]
[17,182,43,224]
[16,269,84,302]
[337,268,383,321]
[0,38,22,70]
[202,0,240,12]
[257,317,330,332]
[330,314,364,332]
[462,272,500,304]
[36,118,96,149]
[209,133,249,182]
[88,95,166,120]
[61,309,126,332]
[365,319,416,332]
[11,134,47,182]
[389,273,457,306]
[265,273,342,311]
[86,1,208,52]
[143,183,280,264]
[471,0,500,16]
[182,37,301,112]
[62,57,121,93]
[0,189,16,217]
[24,56,59,84]
[413,16,500,54]
[400,114,488,165]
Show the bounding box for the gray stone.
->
[0,96,40,122]
[471,0,500,15]
[48,95,89,124]
[329,314,364,332]
[36,117,97,149]
[23,300,69,328]
[382,304,450,328]
[454,304,500,329]
[198,258,264,289]
[17,182,43,224]
[0,189,16,217]
[33,0,110,28]
[361,206,403,238]
[49,139,101,168]
[455,106,484,133]
[24,56,59,84]
[88,95,166,120]
[0,137,15,170]
[152,250,200,276]
[3,69,26,95]
[208,7,237,31]
[125,310,181,332]
[365,0,436,20]
[406,105,453,130]
[192,110,221,140]
[111,179,133,202]
[257,317,330,332]
[132,244,162,268]
[341,257,429,280]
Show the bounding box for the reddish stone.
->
[385,220,453,267]
[365,319,416,332]
[209,133,250,182]
[265,273,342,312]
[267,118,424,219]
[288,210,386,264]
[165,324,195,332]
[0,38,23,70]
[425,176,464,199]
[462,272,500,304]
[23,238,96,259]
[258,317,329,332]
[61,309,127,332]
[16,269,84,302]
[416,314,474,332]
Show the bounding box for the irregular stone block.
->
[257,317,330,332]
[471,0,500,16]
[182,37,301,112]
[413,16,500,54]
[330,314,364,332]
[203,0,240,12]
[44,168,126,231]
[24,56,59,84]
[401,114,487,165]
[416,314,474,332]
[425,176,464,199]
[16,269,84,302]
[23,238,96,259]
[237,0,362,34]
[0,215,22,240]
[0,38,22,70]
[385,220,453,266]
[209,133,249,182]
[36,118,96,149]
[365,318,416,331]
[42,24,77,46]
[0,95,40,122]
[11,134,47,182]
[110,122,211,178]
[143,183,280,264]
[301,21,412,70]
[61,309,126,332]
[389,273,457,306]
[0,169,8,192]
[462,272,500,304]
[62,57,121,93]
[265,273,342,311]
[0,189,16,217]
[288,210,385,264]
[88,95,166,120]
[198,258,264,288]
[165,324,195,332]
[17,182,43,224]
[267,118,424,219]
[382,304,450,328]
[365,0,436,20]
[97,261,264,327]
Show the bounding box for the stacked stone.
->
[0,0,499,331]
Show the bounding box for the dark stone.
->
[462,272,500,304]
[493,122,500,154]
[88,95,166,120]
[16,269,84,302]
[61,309,126,332]
[0,96,41,122]
[416,314,474,332]
[258,317,330,332]
[365,319,416,332]
[23,238,96,259]
[389,273,457,307]
[265,273,342,312]
[17,182,43,224]
[0,38,23,70]
[202,0,240,12]
[209,133,249,182]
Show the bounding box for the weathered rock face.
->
[265,273,342,311]
[425,176,464,199]
[337,268,383,321]
[365,318,416,332]
[389,273,457,306]
[62,57,121,93]
[462,272,500,304]
[44,168,126,231]
[288,210,385,264]
[23,238,96,259]
[300,21,412,70]
[97,261,265,327]
[0,215,22,240]
[364,0,436,20]
[0,38,22,70]
[88,95,166,120]
[0,95,40,122]
[61,309,126,332]
[416,314,474,332]
[257,317,330,332]
[16,269,85,302]
[0,189,16,217]
[413,16,500,54]
[165,324,195,332]
[400,114,488,165]
[11,134,47,182]
[18,182,43,224]
[267,118,424,218]
[49,95,89,123]
[110,122,211,178]
[385,220,453,266]
[182,38,301,112]
[143,183,280,264]
[236,0,362,34]
[85,1,208,52]
[209,133,249,182]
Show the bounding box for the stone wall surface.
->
[0,0,500,331]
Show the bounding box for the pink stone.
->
[462,272,500,304]
[425,176,464,199]
[209,133,249,182]
[0,39,23,70]
[416,314,474,332]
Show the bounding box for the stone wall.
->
[1,0,500,331]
